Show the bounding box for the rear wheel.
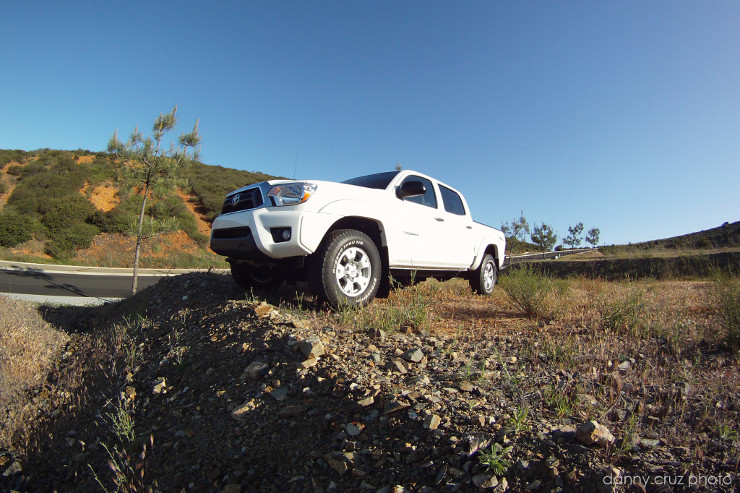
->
[230,262,282,292]
[470,253,497,295]
[309,229,381,307]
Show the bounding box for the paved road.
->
[1,249,593,304]
[0,261,203,303]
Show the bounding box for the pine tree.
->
[530,223,557,258]
[107,106,201,294]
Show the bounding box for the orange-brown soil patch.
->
[85,183,120,212]
[75,155,94,164]
[176,189,212,236]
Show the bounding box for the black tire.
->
[309,229,381,307]
[230,262,282,292]
[469,253,497,295]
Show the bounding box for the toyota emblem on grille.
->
[231,195,240,206]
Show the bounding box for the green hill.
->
[0,149,280,267]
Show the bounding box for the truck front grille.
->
[221,188,263,214]
[212,227,251,239]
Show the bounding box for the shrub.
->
[41,195,97,232]
[46,223,100,258]
[0,182,7,195]
[5,164,23,176]
[0,149,28,167]
[499,264,555,320]
[0,208,33,247]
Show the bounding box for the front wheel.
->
[469,253,497,295]
[309,229,381,307]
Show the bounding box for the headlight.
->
[266,182,318,206]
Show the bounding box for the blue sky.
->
[2,1,738,246]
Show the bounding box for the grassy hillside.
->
[600,221,740,255]
[0,149,280,267]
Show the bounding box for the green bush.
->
[0,208,33,247]
[41,195,97,232]
[90,209,137,235]
[0,182,7,195]
[499,265,555,320]
[5,164,23,176]
[0,149,28,167]
[46,223,100,258]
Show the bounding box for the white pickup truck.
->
[210,170,506,307]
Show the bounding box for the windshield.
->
[342,171,400,190]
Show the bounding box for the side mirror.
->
[397,180,426,199]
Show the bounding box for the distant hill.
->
[600,221,740,255]
[0,149,280,267]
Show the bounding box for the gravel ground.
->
[0,273,738,492]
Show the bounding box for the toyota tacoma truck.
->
[210,170,506,307]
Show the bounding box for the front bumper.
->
[210,207,337,261]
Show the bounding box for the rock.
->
[346,422,364,437]
[458,381,474,392]
[493,477,508,492]
[638,438,661,448]
[152,377,168,394]
[576,393,597,406]
[324,454,349,475]
[402,348,424,363]
[270,387,289,402]
[424,414,442,430]
[242,361,270,379]
[253,302,274,318]
[231,400,256,421]
[223,485,242,493]
[617,360,630,372]
[299,335,325,358]
[298,356,318,370]
[575,421,615,447]
[357,396,375,407]
[388,358,408,374]
[368,328,386,341]
[384,400,410,415]
[472,473,498,488]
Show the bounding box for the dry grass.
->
[0,296,69,447]
[315,273,739,457]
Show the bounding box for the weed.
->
[598,284,647,337]
[545,385,574,417]
[478,443,513,476]
[613,412,640,456]
[509,404,530,435]
[711,270,740,348]
[110,316,145,370]
[499,265,555,320]
[89,435,155,493]
[716,421,738,442]
[107,400,136,444]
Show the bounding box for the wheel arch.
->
[472,243,502,271]
[324,216,391,298]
